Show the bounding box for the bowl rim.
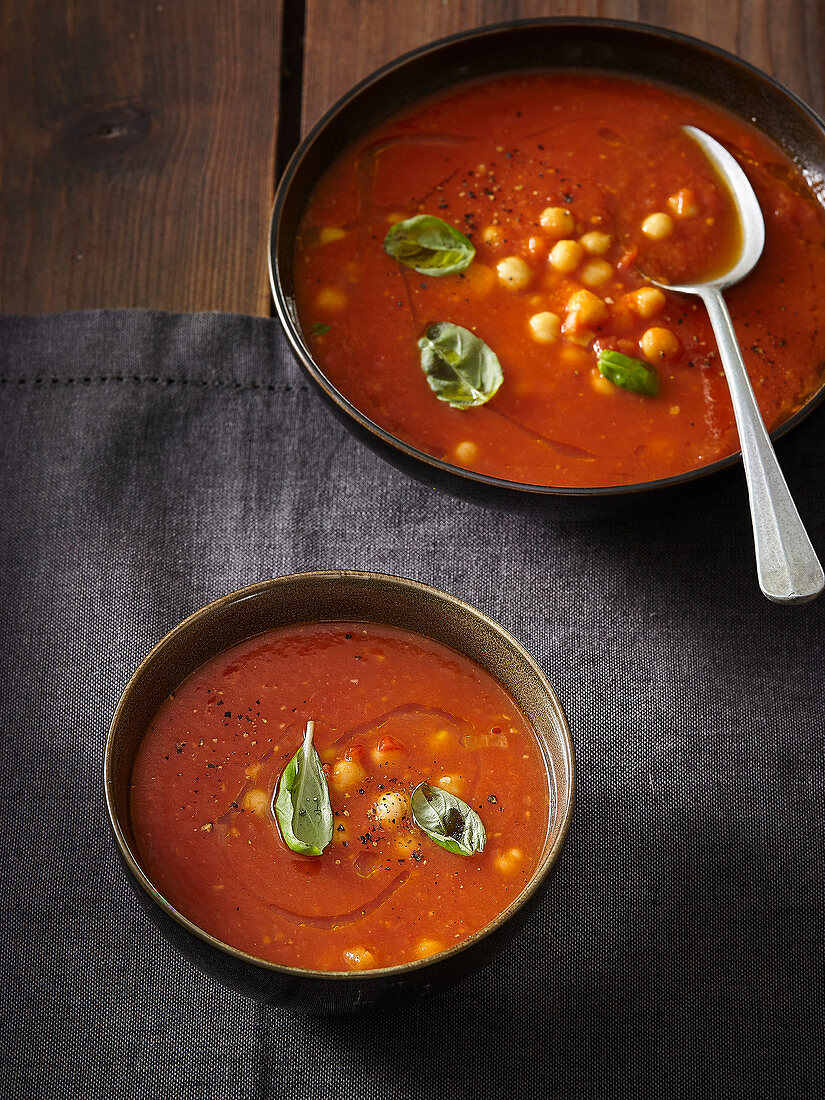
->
[269,15,825,500]
[105,569,576,982]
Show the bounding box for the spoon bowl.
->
[647,126,823,604]
[661,126,766,292]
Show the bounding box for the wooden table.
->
[3,1,823,317]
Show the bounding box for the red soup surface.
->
[130,622,551,971]
[293,72,825,487]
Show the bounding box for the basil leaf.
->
[310,322,330,336]
[273,720,333,857]
[418,322,503,409]
[597,349,659,396]
[410,781,486,857]
[384,215,475,276]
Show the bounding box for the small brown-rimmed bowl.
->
[105,572,575,1014]
[269,18,825,515]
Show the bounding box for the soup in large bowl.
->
[271,21,825,507]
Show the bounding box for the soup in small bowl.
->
[105,572,575,1013]
[270,19,825,511]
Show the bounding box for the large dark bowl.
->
[269,18,825,515]
[105,572,575,1014]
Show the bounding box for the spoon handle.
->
[701,286,824,603]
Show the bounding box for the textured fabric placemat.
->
[1,309,823,1100]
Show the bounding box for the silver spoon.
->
[647,125,823,604]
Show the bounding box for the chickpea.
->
[590,370,616,396]
[579,258,613,289]
[539,205,574,237]
[641,212,674,240]
[463,263,496,296]
[242,788,269,816]
[481,224,504,247]
[495,847,524,874]
[343,946,376,971]
[438,774,467,797]
[528,311,562,344]
[667,188,699,218]
[372,791,408,827]
[413,939,444,958]
[330,756,366,793]
[567,328,595,347]
[453,440,479,465]
[548,239,583,274]
[318,227,347,244]
[370,735,405,768]
[496,255,533,290]
[565,289,608,328]
[559,345,591,370]
[428,728,452,749]
[579,230,612,255]
[640,326,681,361]
[315,286,347,311]
[625,286,666,319]
[396,834,418,857]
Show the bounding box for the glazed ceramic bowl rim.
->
[105,570,576,982]
[269,16,825,500]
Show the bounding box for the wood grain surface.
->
[301,1,825,131]
[2,1,823,317]
[0,1,282,316]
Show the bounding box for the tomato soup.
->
[293,72,825,487]
[130,622,551,971]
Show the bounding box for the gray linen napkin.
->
[1,309,823,1099]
